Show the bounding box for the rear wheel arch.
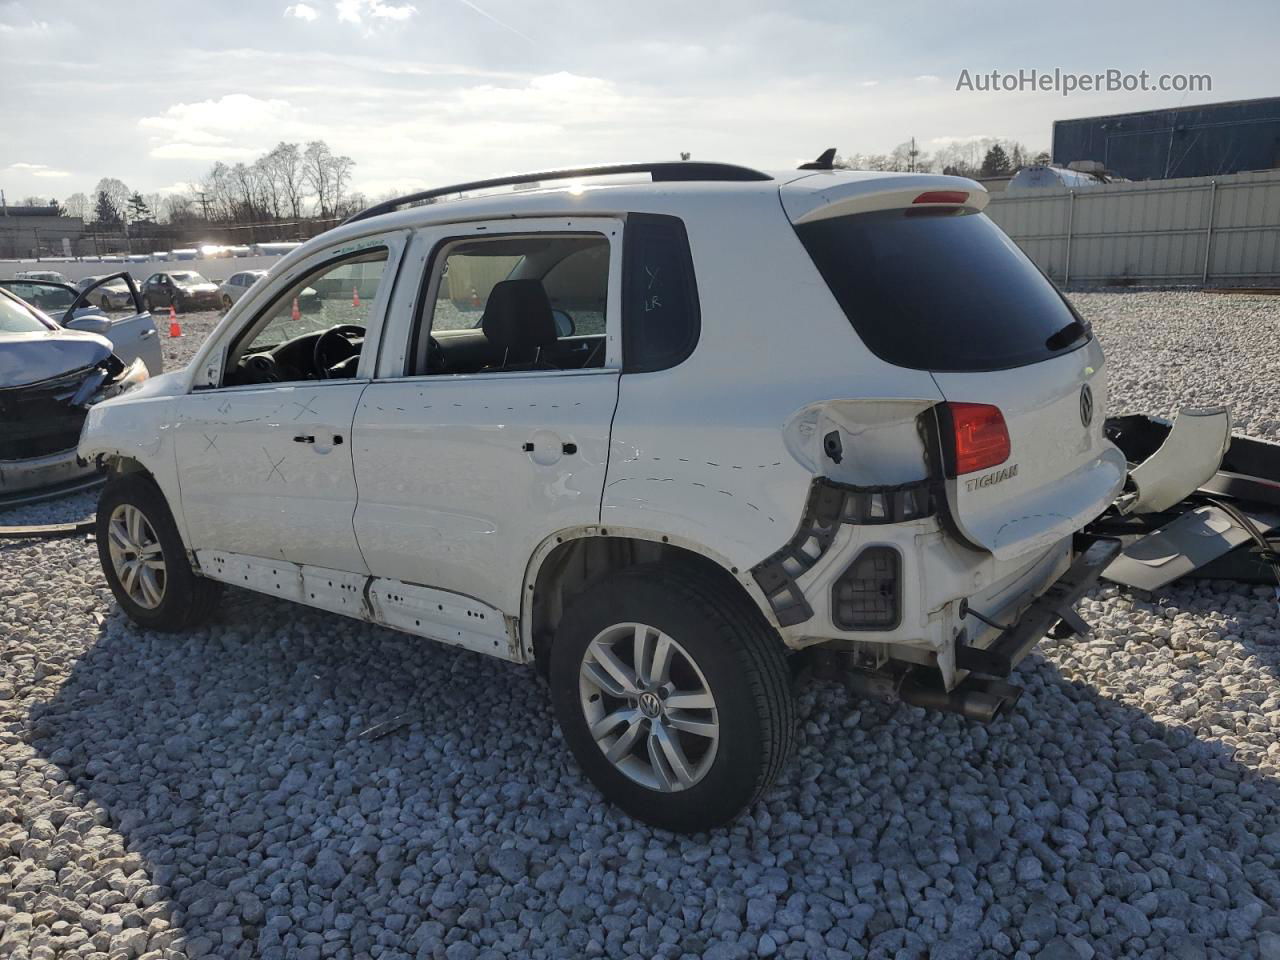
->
[522,528,782,675]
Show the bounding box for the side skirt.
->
[195,549,520,662]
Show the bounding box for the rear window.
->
[795,209,1087,372]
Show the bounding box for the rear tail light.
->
[912,190,969,205]
[832,547,900,630]
[944,402,1011,476]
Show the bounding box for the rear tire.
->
[99,297,112,312]
[549,564,795,832]
[222,294,233,311]
[96,473,219,631]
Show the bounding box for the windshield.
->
[0,293,51,334]
[795,208,1089,372]
[170,272,208,284]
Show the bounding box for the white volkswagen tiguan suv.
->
[81,160,1127,831]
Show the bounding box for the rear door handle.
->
[294,434,344,445]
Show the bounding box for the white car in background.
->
[76,275,137,311]
[16,269,68,283]
[78,158,1232,832]
[218,269,320,312]
[217,270,267,310]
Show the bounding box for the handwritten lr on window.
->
[645,265,662,312]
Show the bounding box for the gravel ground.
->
[1,292,1279,960]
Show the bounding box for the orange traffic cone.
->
[352,286,360,308]
[168,305,181,338]
[470,287,481,308]
[291,297,301,322]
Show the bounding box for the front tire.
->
[97,473,219,631]
[549,564,795,832]
[99,297,112,312]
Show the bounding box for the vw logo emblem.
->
[1079,383,1094,428]
[639,692,662,718]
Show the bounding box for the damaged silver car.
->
[0,274,163,376]
[0,284,151,504]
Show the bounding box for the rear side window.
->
[795,209,1087,372]
[622,213,700,373]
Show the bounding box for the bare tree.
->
[162,194,194,223]
[63,192,89,220]
[92,178,131,225]
[271,142,307,220]
[144,192,167,223]
[302,141,335,217]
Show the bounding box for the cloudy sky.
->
[1,0,1275,202]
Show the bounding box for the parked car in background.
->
[217,269,320,312]
[217,270,266,310]
[76,275,137,311]
[0,285,150,501]
[0,275,163,375]
[16,269,68,283]
[141,271,221,312]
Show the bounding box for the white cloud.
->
[914,74,940,83]
[0,19,49,34]
[5,162,69,178]
[929,134,996,146]
[860,80,879,88]
[139,94,307,160]
[284,3,319,21]
[335,0,415,24]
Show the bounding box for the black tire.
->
[173,296,185,314]
[143,295,153,312]
[99,297,112,312]
[96,473,219,631]
[549,563,795,832]
[222,294,233,311]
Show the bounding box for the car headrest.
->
[480,280,557,352]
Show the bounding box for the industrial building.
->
[0,204,85,260]
[1052,96,1280,182]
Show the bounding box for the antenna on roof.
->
[799,148,838,171]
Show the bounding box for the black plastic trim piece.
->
[751,476,935,628]
[343,162,773,225]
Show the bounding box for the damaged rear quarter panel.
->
[600,194,947,643]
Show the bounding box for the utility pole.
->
[195,191,213,222]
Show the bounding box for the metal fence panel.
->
[986,169,1280,285]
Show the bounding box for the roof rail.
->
[341,161,773,225]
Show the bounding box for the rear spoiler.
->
[781,173,988,225]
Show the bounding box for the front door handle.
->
[522,441,578,455]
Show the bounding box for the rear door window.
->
[794,209,1088,372]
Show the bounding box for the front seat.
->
[480,279,559,371]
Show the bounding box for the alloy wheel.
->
[106,503,166,609]
[578,622,719,792]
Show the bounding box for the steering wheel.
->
[314,324,366,378]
